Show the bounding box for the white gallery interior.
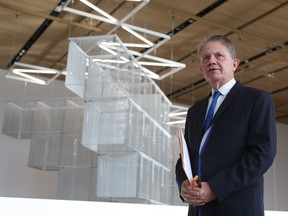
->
[1,1,288,215]
[0,68,288,214]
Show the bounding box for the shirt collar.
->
[212,78,236,96]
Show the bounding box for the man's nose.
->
[208,55,217,65]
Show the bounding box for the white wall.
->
[0,70,287,211]
[264,123,288,211]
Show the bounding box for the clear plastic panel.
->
[96,152,171,203]
[28,132,62,170]
[137,155,151,200]
[2,97,84,139]
[81,98,129,152]
[96,153,138,198]
[65,42,87,98]
[31,100,65,133]
[2,100,35,139]
[62,98,84,135]
[57,166,97,201]
[59,134,98,167]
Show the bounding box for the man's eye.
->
[216,53,224,59]
[202,56,209,62]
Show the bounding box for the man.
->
[175,35,276,216]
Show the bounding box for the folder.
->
[177,129,193,181]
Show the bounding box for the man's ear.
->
[200,65,203,73]
[232,58,240,71]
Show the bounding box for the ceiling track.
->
[6,0,70,68]
[0,2,103,40]
[243,65,288,86]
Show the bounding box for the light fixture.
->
[138,61,182,67]
[121,25,154,47]
[63,0,169,50]
[12,70,47,85]
[128,50,186,80]
[91,59,127,64]
[140,67,160,79]
[6,62,62,85]
[100,41,150,48]
[62,1,185,80]
[128,50,185,68]
[63,7,115,24]
[96,42,186,80]
[166,120,186,125]
[79,0,118,23]
[168,111,187,117]
[5,73,46,85]
[98,44,118,56]
[120,56,130,62]
[166,104,188,127]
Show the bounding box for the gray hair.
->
[197,35,237,59]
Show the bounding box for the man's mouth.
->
[208,68,219,72]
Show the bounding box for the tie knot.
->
[213,91,221,99]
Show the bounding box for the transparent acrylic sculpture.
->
[65,34,176,204]
[2,34,184,205]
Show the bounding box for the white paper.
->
[177,129,193,180]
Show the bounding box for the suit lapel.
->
[200,94,210,128]
[193,95,210,150]
[211,82,242,125]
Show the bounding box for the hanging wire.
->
[130,2,139,45]
[143,2,148,42]
[168,10,175,103]
[236,32,242,83]
[10,11,19,61]
[266,42,275,94]
[190,54,195,105]
[67,0,74,39]
[12,11,29,98]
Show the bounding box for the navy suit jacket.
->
[175,81,276,216]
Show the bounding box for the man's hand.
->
[180,179,205,206]
[180,179,216,206]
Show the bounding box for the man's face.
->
[199,41,239,88]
